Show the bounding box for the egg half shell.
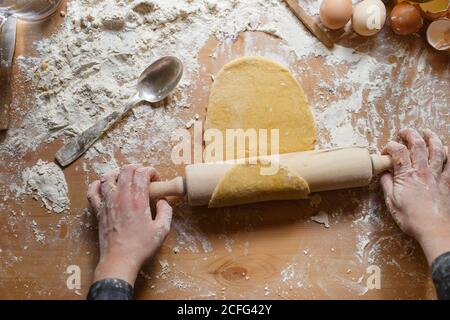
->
[419,0,450,21]
[426,19,450,51]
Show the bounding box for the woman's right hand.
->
[380,128,450,265]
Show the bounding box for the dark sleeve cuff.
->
[87,278,134,300]
[431,252,450,300]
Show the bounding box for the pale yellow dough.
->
[206,56,316,208]
[205,56,316,154]
[208,164,310,208]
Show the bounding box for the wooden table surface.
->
[0,1,448,299]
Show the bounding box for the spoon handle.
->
[55,94,140,167]
[0,16,16,69]
[55,111,123,166]
[0,16,16,130]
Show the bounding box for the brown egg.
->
[320,0,353,30]
[389,2,424,35]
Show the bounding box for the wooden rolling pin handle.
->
[370,146,448,176]
[370,154,392,176]
[148,177,186,200]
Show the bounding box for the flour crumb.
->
[31,220,45,243]
[281,263,296,282]
[311,211,330,228]
[156,259,170,279]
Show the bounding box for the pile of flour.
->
[22,160,69,213]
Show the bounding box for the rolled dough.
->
[205,56,317,208]
[208,164,310,208]
[205,56,316,155]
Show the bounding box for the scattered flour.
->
[31,219,46,243]
[281,263,296,282]
[156,258,170,279]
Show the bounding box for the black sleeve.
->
[431,252,450,300]
[87,278,134,300]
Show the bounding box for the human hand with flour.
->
[87,164,173,288]
[381,128,450,265]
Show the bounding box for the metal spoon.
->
[55,56,183,167]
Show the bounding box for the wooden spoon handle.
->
[282,0,334,49]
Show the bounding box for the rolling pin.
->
[148,147,394,207]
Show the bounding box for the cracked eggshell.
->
[426,19,450,51]
[352,0,387,36]
[398,0,449,21]
[419,0,450,21]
